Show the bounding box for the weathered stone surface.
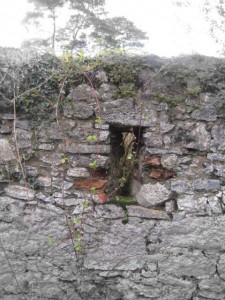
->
[147,147,183,155]
[191,107,217,121]
[136,183,171,207]
[4,185,35,200]
[0,125,12,133]
[67,167,90,178]
[83,217,155,267]
[39,153,62,165]
[141,154,161,166]
[37,176,52,187]
[127,205,170,220]
[161,154,178,169]
[94,204,124,219]
[217,253,225,281]
[76,103,94,119]
[158,249,215,278]
[37,143,54,150]
[2,54,225,300]
[207,153,225,161]
[149,168,175,180]
[177,194,222,215]
[173,122,210,151]
[38,123,64,141]
[160,112,175,133]
[143,132,163,147]
[0,139,15,162]
[68,84,97,102]
[214,165,225,178]
[74,178,107,190]
[211,123,225,150]
[147,215,225,251]
[18,140,32,149]
[0,113,14,120]
[194,179,220,192]
[186,123,211,151]
[171,180,191,194]
[198,276,225,299]
[99,130,110,142]
[15,120,30,130]
[61,143,110,154]
[102,98,157,127]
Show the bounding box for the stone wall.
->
[0,54,225,299]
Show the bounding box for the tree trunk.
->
[52,8,56,53]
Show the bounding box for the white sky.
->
[0,0,221,57]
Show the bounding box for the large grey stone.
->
[136,183,171,208]
[177,194,222,215]
[143,132,163,148]
[146,215,225,252]
[171,180,191,194]
[75,103,94,119]
[191,107,218,121]
[161,154,178,169]
[68,84,97,103]
[4,185,35,201]
[173,122,210,151]
[211,123,225,151]
[158,249,215,278]
[0,139,15,162]
[217,254,225,281]
[194,179,220,192]
[207,153,225,161]
[186,123,211,151]
[198,276,225,299]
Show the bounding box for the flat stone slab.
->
[136,182,171,208]
[4,185,35,201]
[127,206,170,220]
[67,167,90,178]
[60,143,110,154]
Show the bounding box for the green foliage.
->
[152,92,183,108]
[92,16,148,50]
[90,187,96,194]
[184,87,202,98]
[60,154,68,164]
[113,83,136,99]
[122,209,129,225]
[89,160,97,170]
[23,0,148,54]
[86,135,98,142]
[95,116,102,125]
[109,196,138,206]
[108,63,138,84]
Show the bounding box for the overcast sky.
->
[0,0,221,57]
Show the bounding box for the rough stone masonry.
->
[0,52,225,299]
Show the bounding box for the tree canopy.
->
[22,0,148,55]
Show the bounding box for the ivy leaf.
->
[127,152,133,160]
[89,160,97,170]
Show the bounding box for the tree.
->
[91,17,148,50]
[56,0,106,53]
[203,0,225,54]
[23,0,148,54]
[174,0,225,55]
[23,0,66,52]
